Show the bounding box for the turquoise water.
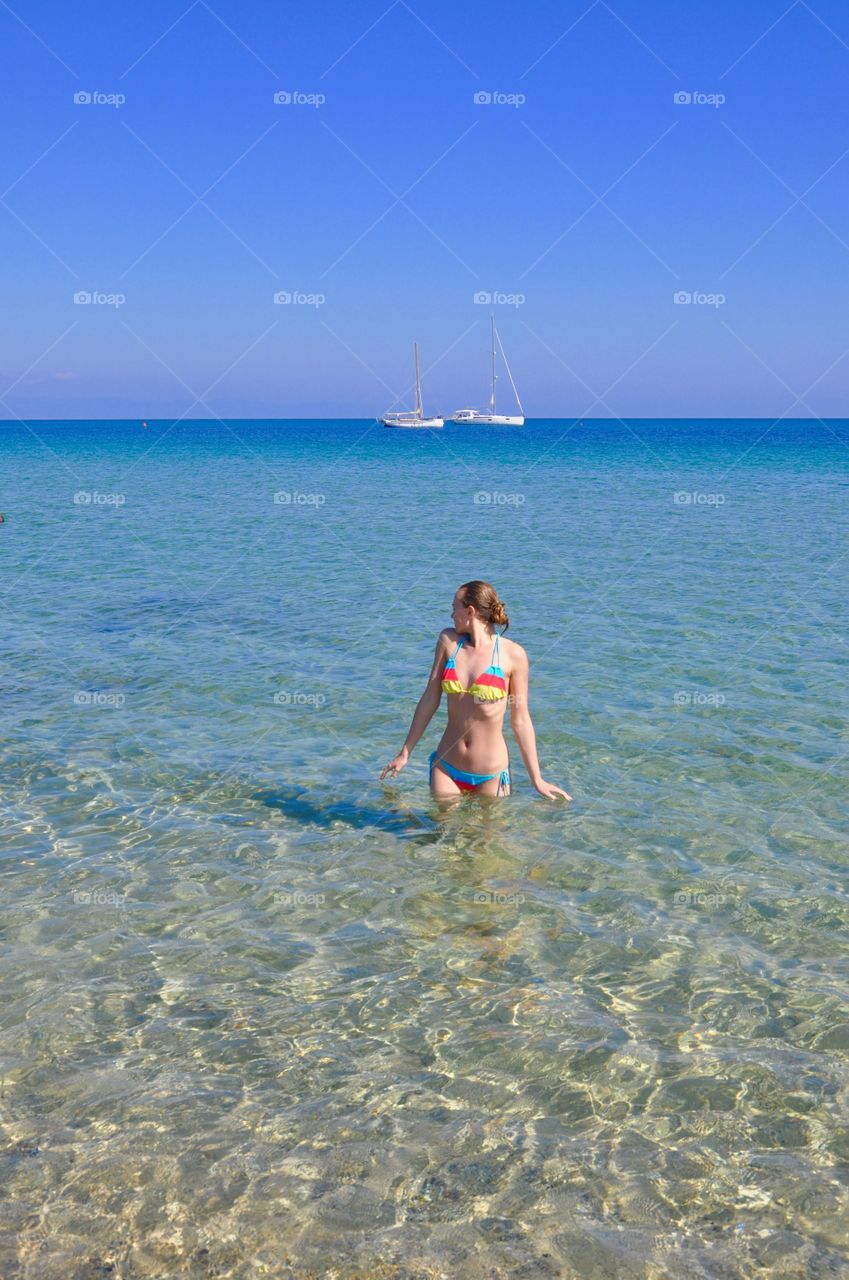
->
[2,418,849,1278]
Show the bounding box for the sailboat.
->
[380,342,444,428]
[450,317,524,425]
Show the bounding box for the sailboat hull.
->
[450,414,524,426]
[381,415,444,428]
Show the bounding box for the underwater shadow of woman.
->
[254,784,443,843]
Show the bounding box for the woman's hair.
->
[459,580,509,632]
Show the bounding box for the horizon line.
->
[2,415,848,425]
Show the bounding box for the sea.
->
[2,417,849,1279]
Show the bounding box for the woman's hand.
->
[380,748,409,781]
[534,778,572,801]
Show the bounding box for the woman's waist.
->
[435,733,508,772]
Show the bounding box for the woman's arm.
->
[379,633,448,780]
[509,645,571,801]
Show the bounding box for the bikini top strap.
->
[450,634,465,660]
[493,631,500,665]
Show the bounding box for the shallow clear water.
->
[2,418,849,1278]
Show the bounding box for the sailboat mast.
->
[490,315,497,414]
[495,326,524,416]
[414,342,423,418]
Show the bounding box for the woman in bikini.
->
[380,580,571,802]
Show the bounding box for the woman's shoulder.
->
[500,635,527,664]
[436,627,459,653]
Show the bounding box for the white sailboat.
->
[380,342,444,428]
[450,316,524,425]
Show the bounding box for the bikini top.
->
[441,632,508,701]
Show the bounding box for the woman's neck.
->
[464,623,495,650]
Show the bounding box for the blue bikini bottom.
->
[429,750,511,796]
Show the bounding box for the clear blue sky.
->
[2,0,848,418]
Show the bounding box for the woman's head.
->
[451,580,509,633]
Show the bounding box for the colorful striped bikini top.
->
[441,632,508,701]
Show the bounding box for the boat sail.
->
[380,343,444,428]
[450,317,524,425]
